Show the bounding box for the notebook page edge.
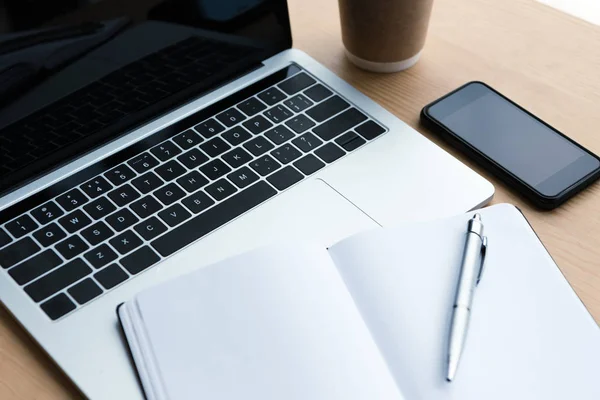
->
[510,205,600,329]
[118,300,164,400]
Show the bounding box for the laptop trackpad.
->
[153,179,378,281]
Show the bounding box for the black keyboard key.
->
[222,126,252,146]
[356,120,386,140]
[200,159,232,180]
[264,105,293,123]
[150,141,182,161]
[41,293,76,320]
[80,176,113,199]
[315,143,346,163]
[56,189,89,212]
[285,114,316,134]
[6,215,38,239]
[0,228,12,248]
[216,108,246,127]
[55,235,89,259]
[106,209,139,232]
[182,191,215,214]
[154,183,185,205]
[84,244,118,269]
[107,184,141,207]
[237,97,267,116]
[158,204,192,227]
[172,129,203,150]
[206,179,237,201]
[130,196,163,219]
[134,217,168,240]
[258,87,287,105]
[128,152,159,174]
[81,221,114,246]
[313,108,367,141]
[120,246,161,275]
[83,197,116,220]
[25,258,92,302]
[95,264,128,289]
[222,147,253,169]
[155,160,186,182]
[0,238,40,268]
[292,132,323,153]
[244,136,275,157]
[305,95,349,123]
[271,144,302,165]
[194,118,225,138]
[278,72,316,95]
[293,154,325,176]
[31,201,64,225]
[336,131,366,151]
[267,166,304,190]
[132,172,164,194]
[104,164,136,186]
[9,250,62,285]
[33,223,67,247]
[304,84,332,102]
[152,181,277,257]
[110,230,143,255]
[227,167,259,189]
[284,94,313,112]
[68,278,102,305]
[58,210,91,234]
[177,148,209,169]
[243,115,273,134]
[177,171,209,193]
[200,137,231,157]
[265,125,295,145]
[250,155,281,176]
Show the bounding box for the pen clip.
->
[476,236,487,285]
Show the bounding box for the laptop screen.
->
[0,0,292,195]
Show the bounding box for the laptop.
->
[0,1,494,398]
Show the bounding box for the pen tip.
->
[473,213,481,221]
[447,361,458,382]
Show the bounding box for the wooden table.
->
[2,0,600,398]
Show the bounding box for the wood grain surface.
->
[1,0,599,398]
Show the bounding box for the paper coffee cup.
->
[339,0,434,72]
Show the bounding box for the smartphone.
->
[421,82,600,209]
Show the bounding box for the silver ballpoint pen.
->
[446,213,487,382]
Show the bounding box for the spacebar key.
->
[151,181,277,257]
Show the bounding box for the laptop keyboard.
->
[0,65,386,321]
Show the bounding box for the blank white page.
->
[135,243,404,400]
[329,204,600,400]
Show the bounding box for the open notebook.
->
[118,204,600,400]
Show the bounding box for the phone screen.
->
[427,82,600,197]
